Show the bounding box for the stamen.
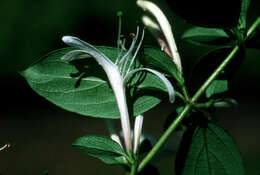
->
[119,26,140,74]
[117,11,123,56]
[129,33,136,38]
[126,28,145,75]
[116,11,123,64]
[115,38,126,65]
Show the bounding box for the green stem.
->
[130,163,137,175]
[191,45,239,102]
[138,46,238,172]
[137,104,191,172]
[246,16,260,38]
[137,16,260,174]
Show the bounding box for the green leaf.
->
[205,80,228,98]
[238,0,251,29]
[141,47,183,84]
[176,122,245,175]
[73,135,128,165]
[182,27,231,47]
[21,47,171,119]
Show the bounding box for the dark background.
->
[0,0,260,174]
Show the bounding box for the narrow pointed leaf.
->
[176,122,245,175]
[182,27,231,47]
[21,47,171,118]
[72,135,128,165]
[239,0,251,29]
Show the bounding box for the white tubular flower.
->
[137,0,182,73]
[62,36,132,153]
[61,26,175,154]
[133,115,144,153]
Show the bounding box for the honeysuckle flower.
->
[137,0,182,73]
[61,25,175,154]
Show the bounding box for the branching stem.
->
[137,16,260,173]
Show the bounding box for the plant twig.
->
[137,16,260,173]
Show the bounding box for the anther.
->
[129,33,136,39]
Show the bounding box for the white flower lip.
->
[137,0,182,72]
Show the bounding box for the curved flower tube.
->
[62,36,132,153]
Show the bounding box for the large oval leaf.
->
[21,47,170,118]
[176,122,245,175]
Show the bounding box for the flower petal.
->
[61,50,91,62]
[124,68,175,103]
[136,0,182,72]
[62,36,115,65]
[142,16,171,54]
[133,115,144,153]
[142,15,161,34]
